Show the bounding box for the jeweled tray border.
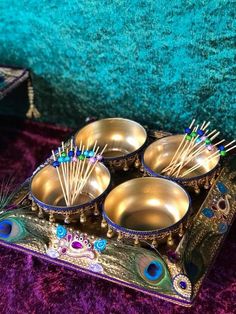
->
[0,154,235,307]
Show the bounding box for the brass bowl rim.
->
[30,162,111,212]
[103,177,191,236]
[142,134,221,183]
[74,117,148,161]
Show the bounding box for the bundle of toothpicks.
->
[51,139,107,206]
[161,119,235,178]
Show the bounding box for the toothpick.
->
[168,126,220,177]
[162,119,195,173]
[72,144,100,204]
[52,150,69,206]
[72,144,107,203]
[181,143,236,178]
[169,125,199,176]
[58,146,70,203]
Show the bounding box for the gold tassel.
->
[26,78,41,119]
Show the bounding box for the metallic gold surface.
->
[103,177,189,231]
[74,118,147,159]
[143,135,220,178]
[31,162,111,208]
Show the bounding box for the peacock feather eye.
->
[135,252,172,290]
[144,261,163,281]
[0,218,25,242]
[0,219,12,238]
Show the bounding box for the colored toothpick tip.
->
[218,145,225,151]
[52,160,60,168]
[89,157,96,164]
[197,129,204,136]
[184,127,191,134]
[68,150,74,157]
[220,150,227,157]
[96,154,103,161]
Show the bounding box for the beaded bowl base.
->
[0,131,235,307]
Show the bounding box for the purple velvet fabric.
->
[0,116,235,314]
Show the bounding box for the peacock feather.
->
[0,176,16,211]
[0,208,50,248]
[0,178,50,249]
[180,218,222,284]
[98,242,173,294]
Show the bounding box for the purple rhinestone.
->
[67,233,72,241]
[179,281,187,289]
[61,248,67,254]
[71,241,83,249]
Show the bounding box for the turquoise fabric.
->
[0,0,235,136]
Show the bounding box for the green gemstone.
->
[61,152,66,157]
[190,131,197,138]
[205,139,211,145]
[79,155,85,160]
[186,135,192,141]
[220,150,227,156]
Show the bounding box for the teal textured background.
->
[0,0,235,136]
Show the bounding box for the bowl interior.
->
[74,118,147,159]
[31,162,111,208]
[143,135,220,179]
[103,177,189,232]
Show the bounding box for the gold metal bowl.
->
[74,118,147,171]
[142,135,220,193]
[30,162,111,224]
[102,177,190,246]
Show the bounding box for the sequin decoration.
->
[173,274,192,299]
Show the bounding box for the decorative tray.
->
[0,129,235,307]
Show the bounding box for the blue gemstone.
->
[195,138,202,144]
[218,223,228,234]
[179,281,187,289]
[216,182,228,194]
[52,160,60,168]
[202,208,214,218]
[68,150,74,157]
[197,129,204,136]
[76,150,82,156]
[184,127,191,134]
